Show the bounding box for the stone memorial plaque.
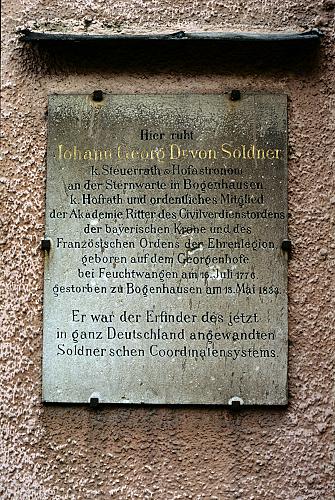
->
[43,93,288,405]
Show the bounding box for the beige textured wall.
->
[1,0,334,498]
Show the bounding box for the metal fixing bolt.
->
[92,90,103,102]
[281,239,292,252]
[41,239,51,251]
[231,400,241,409]
[228,396,244,409]
[230,89,241,101]
[90,397,100,408]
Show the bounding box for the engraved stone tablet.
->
[43,93,288,405]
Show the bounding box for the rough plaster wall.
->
[1,0,334,498]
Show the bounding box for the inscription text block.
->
[43,93,288,405]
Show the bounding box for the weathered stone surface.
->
[43,93,288,404]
